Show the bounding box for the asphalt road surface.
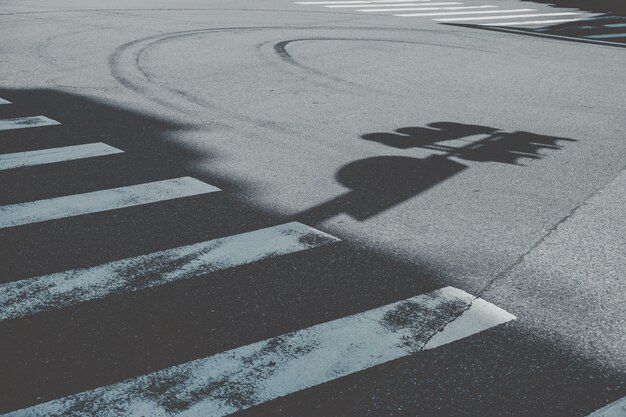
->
[0,0,625,416]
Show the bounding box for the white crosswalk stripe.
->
[296,0,432,3]
[325,2,460,7]
[481,18,587,26]
[435,12,580,22]
[0,222,339,321]
[396,8,536,17]
[1,286,515,417]
[293,0,622,46]
[360,5,493,12]
[0,116,60,131]
[525,18,626,44]
[0,100,519,417]
[0,142,123,171]
[585,396,626,417]
[585,33,626,39]
[0,177,220,229]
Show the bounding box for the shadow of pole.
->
[297,155,467,224]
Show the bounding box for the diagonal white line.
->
[360,5,494,12]
[0,116,60,131]
[2,286,515,417]
[297,0,432,4]
[436,12,581,22]
[395,8,536,17]
[327,2,443,7]
[325,2,453,7]
[479,18,587,26]
[0,143,123,171]
[0,222,340,321]
[0,98,11,105]
[0,177,220,229]
[586,32,626,39]
[585,396,626,417]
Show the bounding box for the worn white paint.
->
[2,287,515,417]
[326,2,458,8]
[0,222,339,321]
[585,396,626,417]
[360,5,495,12]
[0,177,220,229]
[482,18,586,26]
[297,0,431,4]
[0,98,11,105]
[0,143,123,171]
[586,33,626,39]
[0,116,60,131]
[435,12,580,22]
[395,8,534,16]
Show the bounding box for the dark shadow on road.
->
[363,122,575,165]
[1,88,614,417]
[447,0,626,49]
[298,155,467,223]
[0,87,443,413]
[517,0,626,15]
[298,122,574,224]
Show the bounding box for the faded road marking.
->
[0,222,339,321]
[296,0,431,4]
[395,8,534,16]
[2,287,515,417]
[0,142,123,171]
[585,396,626,417]
[326,2,460,8]
[0,98,11,105]
[0,116,60,131]
[480,18,586,26]
[586,32,626,39]
[435,12,580,22]
[359,5,495,12]
[0,177,220,229]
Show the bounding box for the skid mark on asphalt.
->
[0,93,518,416]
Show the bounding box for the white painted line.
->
[0,143,123,171]
[586,32,626,39]
[605,23,626,28]
[0,116,60,131]
[360,5,494,12]
[326,2,448,7]
[3,286,515,417]
[585,396,626,417]
[481,18,587,26]
[0,98,11,105]
[0,222,339,321]
[435,12,580,22]
[296,0,431,4]
[324,2,442,9]
[0,177,220,229]
[395,8,535,17]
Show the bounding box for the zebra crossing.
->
[5,287,515,417]
[0,142,123,171]
[295,0,626,46]
[0,116,60,131]
[514,17,626,45]
[0,96,516,415]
